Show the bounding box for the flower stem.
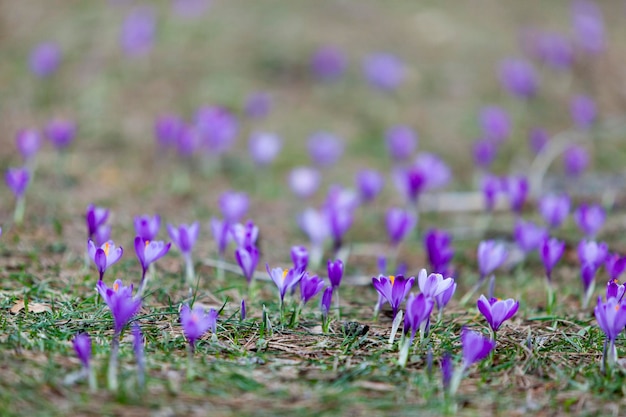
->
[107,333,120,391]
[185,255,195,287]
[186,344,194,381]
[87,365,97,392]
[14,196,25,226]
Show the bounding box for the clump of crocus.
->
[132,323,145,389]
[514,219,548,255]
[476,295,519,340]
[267,265,303,324]
[574,204,605,238]
[386,207,417,248]
[372,274,415,320]
[72,332,96,391]
[135,237,171,295]
[96,279,142,391]
[461,240,507,304]
[424,229,454,276]
[539,194,570,229]
[445,328,496,397]
[540,237,565,314]
[320,286,333,333]
[595,296,626,371]
[398,293,433,367]
[180,304,218,379]
[88,239,123,281]
[578,240,608,308]
[355,169,384,203]
[5,167,30,225]
[167,222,199,285]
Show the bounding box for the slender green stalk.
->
[14,196,25,226]
[108,333,120,391]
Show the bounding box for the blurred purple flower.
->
[155,114,185,149]
[528,127,548,155]
[219,191,249,223]
[94,224,111,247]
[29,42,61,78]
[300,273,325,305]
[594,297,626,367]
[120,7,156,57]
[96,279,142,335]
[606,279,625,302]
[288,167,321,199]
[498,57,538,99]
[321,286,333,319]
[606,254,626,282]
[472,138,498,169]
[514,219,548,254]
[5,167,30,198]
[244,91,272,119]
[134,237,171,275]
[86,204,109,239]
[298,208,330,247]
[355,169,384,203]
[230,220,258,250]
[195,106,239,155]
[363,52,405,92]
[570,95,597,129]
[477,295,519,333]
[403,293,434,344]
[73,333,92,370]
[291,246,308,273]
[536,31,574,70]
[461,328,495,369]
[328,259,343,289]
[441,353,453,391]
[480,106,511,143]
[235,246,259,284]
[323,186,359,249]
[15,129,41,162]
[393,153,451,204]
[210,218,231,257]
[424,229,454,274]
[180,304,217,349]
[134,214,161,241]
[371,274,415,319]
[481,174,501,212]
[541,237,565,281]
[385,125,418,161]
[45,119,76,150]
[563,144,589,177]
[176,125,198,157]
[578,239,608,293]
[385,207,417,247]
[167,222,200,256]
[539,194,570,228]
[477,240,507,279]
[307,131,343,167]
[310,46,347,81]
[249,132,282,167]
[571,0,605,54]
[574,204,605,238]
[504,175,528,215]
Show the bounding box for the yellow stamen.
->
[103,242,110,256]
[389,275,396,286]
[145,240,150,248]
[616,305,620,312]
[113,282,119,292]
[282,269,288,282]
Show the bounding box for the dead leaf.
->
[9,300,51,314]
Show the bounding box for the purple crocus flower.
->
[167,222,200,256]
[385,125,417,162]
[477,240,508,279]
[235,246,259,284]
[300,273,325,305]
[476,295,519,333]
[328,259,343,289]
[244,92,272,119]
[563,144,589,177]
[404,293,434,343]
[514,219,548,254]
[267,265,303,303]
[210,218,231,256]
[479,106,511,143]
[88,240,124,281]
[5,167,30,198]
[154,114,185,149]
[461,328,495,369]
[363,52,405,92]
[45,119,76,150]
[472,138,498,169]
[498,57,538,99]
[248,132,282,167]
[291,246,308,273]
[574,204,605,238]
[393,153,451,204]
[570,95,597,129]
[176,125,198,157]
[414,153,451,191]
[435,281,457,312]
[371,274,415,319]
[385,207,417,247]
[606,279,625,302]
[29,42,61,78]
[96,279,142,334]
[595,296,626,367]
[541,237,565,281]
[323,185,359,249]
[578,239,608,295]
[73,333,92,369]
[424,229,454,275]
[230,220,258,250]
[355,169,384,203]
[528,127,549,155]
[535,31,574,70]
[481,174,501,212]
[120,7,156,57]
[392,166,425,204]
[180,304,217,350]
[571,0,605,54]
[195,106,239,155]
[15,129,42,161]
[311,46,347,81]
[134,237,171,276]
[298,208,330,248]
[417,269,454,300]
[307,131,344,167]
[134,214,161,241]
[94,224,111,247]
[86,204,109,239]
[219,191,248,223]
[606,254,626,282]
[504,175,528,215]
[240,299,247,320]
[539,194,570,229]
[288,167,321,199]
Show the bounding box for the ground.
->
[1,0,626,416]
